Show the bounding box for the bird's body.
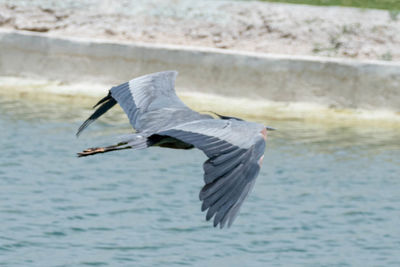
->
[77,71,272,228]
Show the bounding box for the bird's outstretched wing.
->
[77,71,202,136]
[157,119,266,228]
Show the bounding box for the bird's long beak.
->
[265,126,276,131]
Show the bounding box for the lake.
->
[1,91,399,266]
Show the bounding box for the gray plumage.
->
[77,71,271,228]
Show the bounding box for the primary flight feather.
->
[76,71,273,228]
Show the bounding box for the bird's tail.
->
[77,134,149,157]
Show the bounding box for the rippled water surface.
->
[1,93,400,267]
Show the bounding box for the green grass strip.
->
[261,0,400,11]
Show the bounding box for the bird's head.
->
[260,126,275,140]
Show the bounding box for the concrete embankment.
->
[0,29,399,113]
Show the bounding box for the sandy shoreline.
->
[2,75,399,127]
[0,0,399,62]
[2,29,398,111]
[1,1,399,122]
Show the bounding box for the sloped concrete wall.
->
[0,29,399,111]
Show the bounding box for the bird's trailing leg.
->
[77,142,131,157]
[77,133,150,157]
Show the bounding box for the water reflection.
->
[2,92,399,158]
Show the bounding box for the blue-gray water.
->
[1,94,400,267]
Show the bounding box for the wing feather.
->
[157,119,266,228]
[203,149,249,184]
[77,71,209,136]
[110,71,191,131]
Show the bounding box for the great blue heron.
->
[76,71,274,228]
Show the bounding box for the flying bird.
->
[76,71,273,228]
